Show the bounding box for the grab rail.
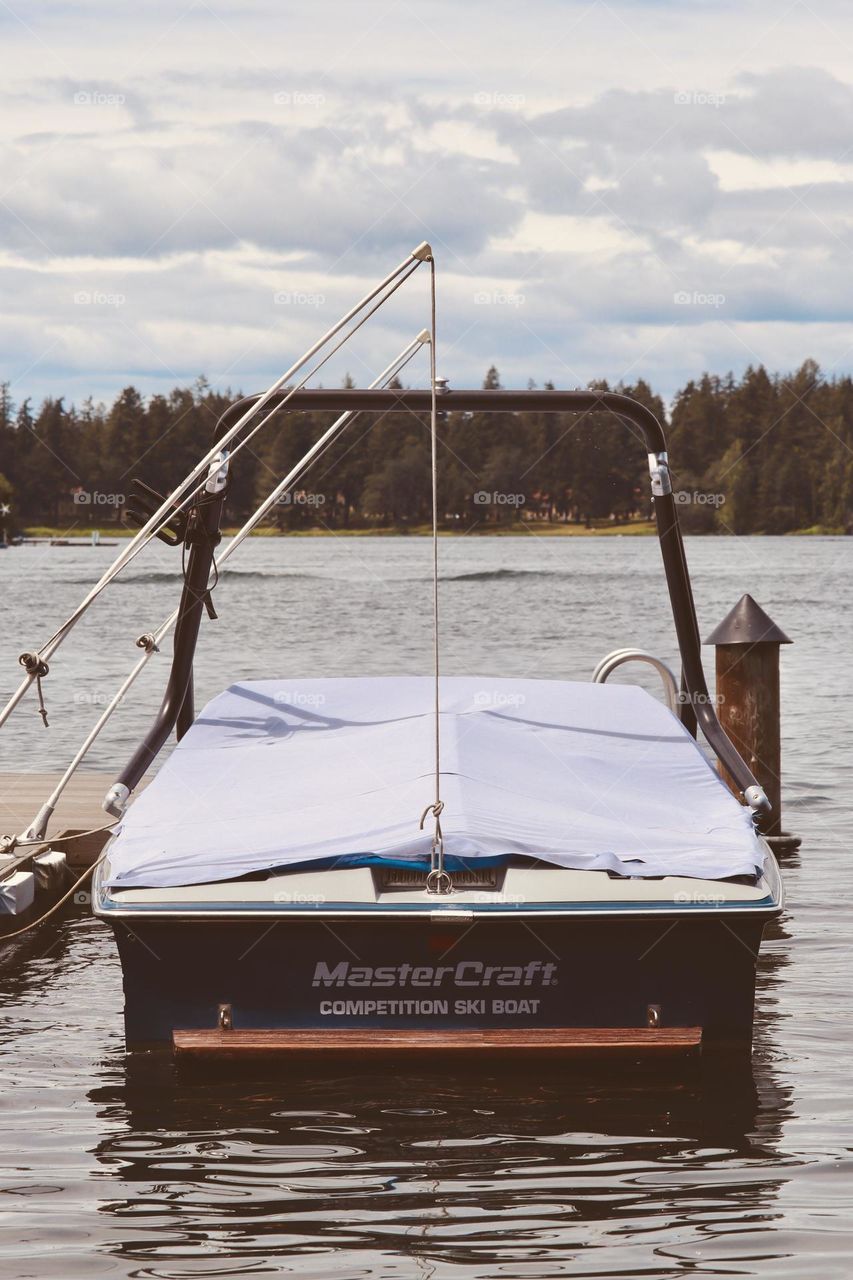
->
[592,649,680,714]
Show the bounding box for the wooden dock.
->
[0,773,143,866]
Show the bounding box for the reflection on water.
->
[90,1061,787,1277]
[0,908,807,1280]
[87,915,791,1277]
[1,537,852,1276]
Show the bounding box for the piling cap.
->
[705,593,792,646]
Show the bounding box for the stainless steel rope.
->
[422,252,450,895]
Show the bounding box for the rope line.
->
[0,852,108,942]
[35,670,49,728]
[0,821,118,879]
[425,253,450,895]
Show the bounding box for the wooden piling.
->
[705,594,792,841]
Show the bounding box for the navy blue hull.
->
[109,913,767,1048]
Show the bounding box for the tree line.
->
[0,360,851,534]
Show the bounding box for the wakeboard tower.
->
[0,243,782,1062]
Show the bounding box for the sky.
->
[3,0,853,407]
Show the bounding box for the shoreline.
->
[6,520,847,540]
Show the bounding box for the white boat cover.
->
[105,676,766,888]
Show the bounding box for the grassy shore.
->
[241,520,661,537]
[13,519,847,540]
[16,519,659,539]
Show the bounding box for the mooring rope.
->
[0,821,118,878]
[422,252,450,895]
[0,851,108,942]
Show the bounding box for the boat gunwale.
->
[92,841,783,921]
[93,896,783,920]
[96,844,776,917]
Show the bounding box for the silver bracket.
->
[647,1003,662,1028]
[103,782,130,818]
[22,800,54,844]
[218,1003,233,1030]
[205,449,230,495]
[744,784,771,814]
[648,452,672,497]
[426,868,452,895]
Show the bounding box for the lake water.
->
[1,534,851,1278]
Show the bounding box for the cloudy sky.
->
[3,0,853,406]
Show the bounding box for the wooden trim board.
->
[173,1026,703,1061]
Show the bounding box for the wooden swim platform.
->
[173,1026,704,1062]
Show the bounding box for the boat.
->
[93,672,781,1060]
[0,243,782,1062]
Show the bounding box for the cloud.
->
[2,3,853,403]
[0,98,520,262]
